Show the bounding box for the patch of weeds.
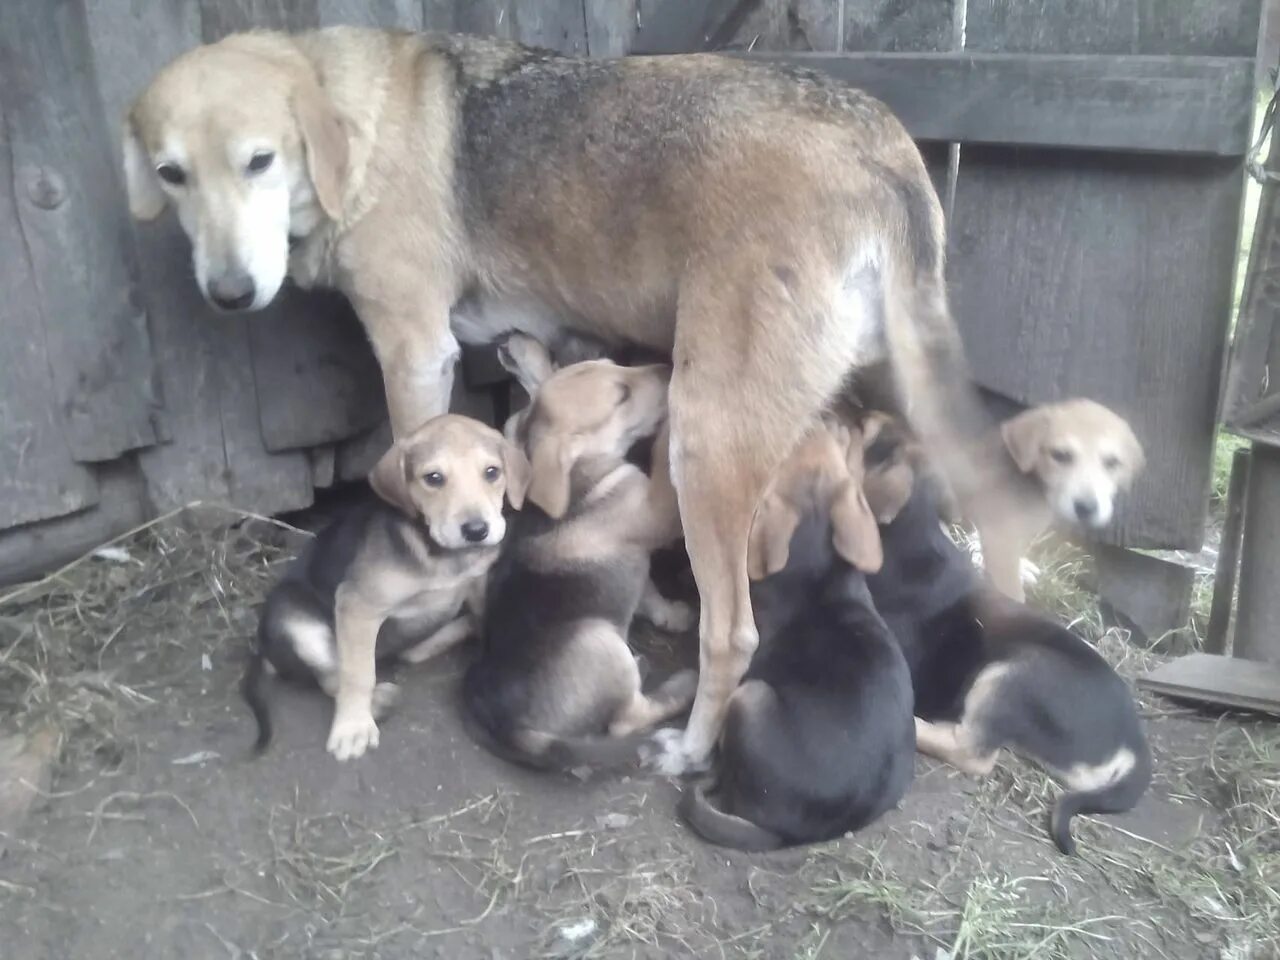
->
[801,843,932,936]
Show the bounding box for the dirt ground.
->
[0,502,1277,960]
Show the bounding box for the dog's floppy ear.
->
[831,480,884,573]
[368,443,416,517]
[292,80,349,221]
[525,433,573,518]
[497,333,556,395]
[501,438,531,509]
[747,493,801,581]
[1001,407,1048,474]
[121,118,166,221]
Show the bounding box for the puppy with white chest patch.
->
[859,414,1151,854]
[677,421,915,851]
[463,335,697,772]
[242,414,528,759]
[970,399,1145,601]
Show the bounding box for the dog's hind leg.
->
[400,613,475,664]
[914,717,998,776]
[610,669,699,737]
[638,580,695,634]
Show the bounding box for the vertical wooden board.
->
[0,103,99,528]
[317,0,423,29]
[963,0,1139,54]
[247,289,386,451]
[729,0,840,52]
[842,0,956,52]
[452,0,520,40]
[200,0,319,38]
[0,0,160,464]
[0,460,146,587]
[949,148,1242,549]
[584,0,637,55]
[513,0,589,54]
[87,0,312,513]
[1137,0,1263,56]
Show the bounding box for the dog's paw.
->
[654,599,696,634]
[642,727,710,777]
[326,710,380,761]
[660,669,699,706]
[1019,558,1041,587]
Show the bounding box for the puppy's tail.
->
[678,781,784,852]
[1050,742,1153,855]
[240,638,273,754]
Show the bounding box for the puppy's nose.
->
[207,272,256,311]
[1073,496,1098,522]
[461,519,490,543]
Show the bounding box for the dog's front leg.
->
[327,585,385,761]
[356,293,459,439]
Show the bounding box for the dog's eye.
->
[1049,447,1074,465]
[155,163,186,186]
[1101,454,1121,471]
[484,465,501,482]
[247,151,275,175]
[423,471,445,488]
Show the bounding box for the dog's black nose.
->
[461,520,490,543]
[1073,496,1098,522]
[207,272,256,311]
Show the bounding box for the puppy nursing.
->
[462,336,697,771]
[861,415,1152,853]
[243,414,528,759]
[679,422,915,850]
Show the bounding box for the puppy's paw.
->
[370,682,401,720]
[656,600,696,634]
[1019,558,1041,587]
[642,727,710,777]
[658,669,699,708]
[326,710,380,761]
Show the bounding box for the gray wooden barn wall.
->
[0,0,1261,582]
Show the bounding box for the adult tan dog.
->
[124,28,1017,773]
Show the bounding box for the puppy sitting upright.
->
[974,399,1144,601]
[243,414,528,759]
[860,415,1151,854]
[679,421,915,851]
[463,335,697,771]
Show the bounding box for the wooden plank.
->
[588,0,763,55]
[317,0,423,29]
[1138,653,1280,716]
[0,461,146,587]
[842,0,956,52]
[0,0,160,464]
[735,52,1255,156]
[512,0,589,54]
[728,0,840,52]
[1232,444,1280,663]
[1094,544,1193,643]
[86,0,314,513]
[0,97,99,528]
[949,148,1242,549]
[1205,447,1250,655]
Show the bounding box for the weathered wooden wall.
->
[0,0,1262,582]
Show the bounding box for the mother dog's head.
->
[122,34,347,312]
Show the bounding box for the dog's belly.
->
[450,288,674,353]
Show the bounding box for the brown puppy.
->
[463,337,695,770]
[125,29,1021,774]
[964,399,1145,601]
[244,414,528,761]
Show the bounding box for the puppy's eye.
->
[1049,447,1074,465]
[155,163,186,186]
[617,384,632,405]
[484,465,501,482]
[247,151,275,175]
[423,471,445,488]
[1101,454,1121,471]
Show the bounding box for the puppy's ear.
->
[525,433,573,518]
[501,438,531,510]
[831,480,884,573]
[292,80,349,220]
[497,333,556,395]
[862,455,916,524]
[1001,407,1048,474]
[747,493,801,581]
[368,443,416,517]
[121,118,166,221]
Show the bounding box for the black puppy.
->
[860,415,1152,854]
[678,423,915,850]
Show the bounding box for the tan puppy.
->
[125,29,1023,775]
[974,399,1144,601]
[245,414,529,761]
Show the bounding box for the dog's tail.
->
[240,637,274,754]
[462,709,651,774]
[678,781,784,852]
[1050,742,1153,855]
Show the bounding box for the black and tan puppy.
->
[462,336,696,771]
[243,414,528,758]
[678,421,915,850]
[860,415,1152,854]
